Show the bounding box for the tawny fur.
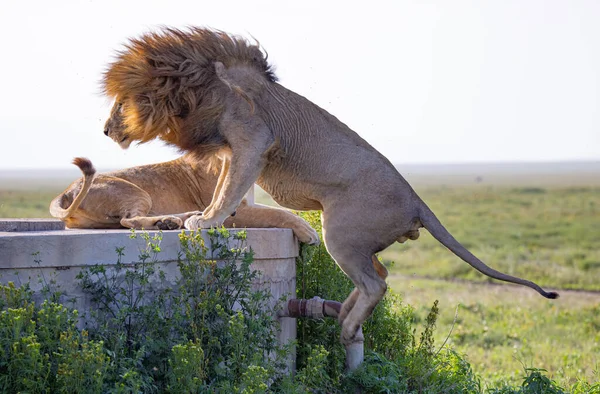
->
[49,154,319,245]
[102,27,558,357]
[49,158,97,220]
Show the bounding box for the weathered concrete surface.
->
[0,226,298,361]
[0,218,65,232]
[0,227,298,268]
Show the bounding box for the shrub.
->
[167,340,205,393]
[76,228,288,392]
[0,282,107,393]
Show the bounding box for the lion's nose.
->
[104,126,110,136]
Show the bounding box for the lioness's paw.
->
[184,214,212,231]
[156,217,183,230]
[181,210,203,221]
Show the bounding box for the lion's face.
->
[103,100,133,149]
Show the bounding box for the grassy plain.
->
[382,166,600,386]
[381,185,600,291]
[1,162,599,387]
[389,275,600,387]
[0,189,64,218]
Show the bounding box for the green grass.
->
[0,189,64,218]
[380,185,600,291]
[388,275,600,387]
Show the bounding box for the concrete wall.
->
[0,219,298,356]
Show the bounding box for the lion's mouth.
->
[118,137,132,150]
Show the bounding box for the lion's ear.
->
[214,62,234,89]
[214,62,226,79]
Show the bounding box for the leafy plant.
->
[75,228,291,392]
[167,340,205,393]
[0,282,107,393]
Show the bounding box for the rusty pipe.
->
[279,296,342,319]
[278,296,364,371]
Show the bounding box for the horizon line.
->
[1,158,599,172]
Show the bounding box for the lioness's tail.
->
[49,158,96,220]
[417,201,559,299]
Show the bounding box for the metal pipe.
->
[279,297,364,371]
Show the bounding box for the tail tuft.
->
[545,291,560,299]
[72,157,96,176]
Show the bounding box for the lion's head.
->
[101,27,276,154]
[103,101,132,149]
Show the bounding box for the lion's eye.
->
[116,102,123,113]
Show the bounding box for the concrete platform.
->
[0,223,299,360]
[0,218,65,232]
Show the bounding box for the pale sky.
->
[0,0,598,169]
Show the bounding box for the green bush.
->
[0,282,107,393]
[167,340,205,393]
[1,217,597,393]
[75,228,289,392]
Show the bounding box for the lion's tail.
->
[49,158,96,220]
[417,200,559,299]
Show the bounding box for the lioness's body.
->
[102,28,557,368]
[49,154,319,245]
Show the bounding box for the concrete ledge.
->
[0,218,65,232]
[0,225,299,359]
[0,228,299,269]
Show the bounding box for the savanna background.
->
[1,162,599,389]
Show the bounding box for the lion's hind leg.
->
[338,255,388,324]
[323,229,387,348]
[121,210,210,230]
[114,190,180,230]
[336,253,386,346]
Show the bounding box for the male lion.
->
[49,154,320,245]
[101,27,558,367]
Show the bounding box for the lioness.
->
[101,27,557,367]
[49,154,320,245]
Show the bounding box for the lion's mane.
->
[102,27,277,152]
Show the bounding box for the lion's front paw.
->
[296,227,320,246]
[184,214,212,231]
[292,222,320,246]
[156,216,183,230]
